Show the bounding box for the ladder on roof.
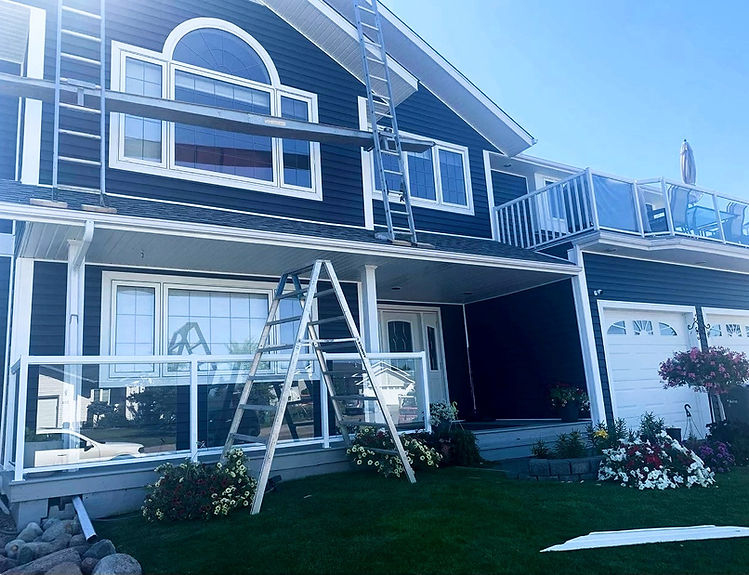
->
[353,0,419,246]
[219,259,416,514]
[51,0,107,205]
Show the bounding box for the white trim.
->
[568,246,606,425]
[358,97,374,230]
[19,4,45,185]
[483,151,497,240]
[702,307,749,319]
[108,24,322,200]
[0,202,581,275]
[534,173,559,192]
[359,265,379,353]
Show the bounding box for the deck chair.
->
[668,186,693,233]
[724,202,748,243]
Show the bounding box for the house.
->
[0,0,743,525]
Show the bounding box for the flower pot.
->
[559,403,579,423]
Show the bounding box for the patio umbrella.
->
[680,139,696,185]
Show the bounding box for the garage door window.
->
[709,325,723,337]
[726,324,743,337]
[607,321,627,335]
[658,322,678,336]
[633,320,654,336]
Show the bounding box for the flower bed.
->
[347,427,442,478]
[598,431,716,489]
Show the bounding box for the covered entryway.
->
[600,302,712,436]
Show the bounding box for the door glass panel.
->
[426,326,439,371]
[387,321,413,353]
[113,285,155,374]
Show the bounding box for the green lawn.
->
[96,466,749,574]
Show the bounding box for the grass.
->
[96,466,749,574]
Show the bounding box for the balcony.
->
[494,169,749,251]
[4,352,432,481]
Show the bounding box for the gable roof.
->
[261,0,535,156]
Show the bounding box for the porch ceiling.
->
[18,222,575,304]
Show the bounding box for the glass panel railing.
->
[636,181,670,235]
[712,195,749,245]
[591,174,639,232]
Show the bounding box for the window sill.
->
[372,190,474,215]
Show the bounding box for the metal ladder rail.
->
[52,0,107,205]
[353,0,418,245]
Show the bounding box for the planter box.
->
[527,455,602,482]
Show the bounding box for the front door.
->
[378,308,449,405]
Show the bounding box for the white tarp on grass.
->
[542,525,749,552]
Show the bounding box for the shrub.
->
[659,347,749,395]
[707,420,749,466]
[588,418,632,454]
[436,428,481,467]
[142,449,256,521]
[531,440,551,459]
[598,431,715,489]
[549,384,589,410]
[638,412,666,443]
[554,431,587,459]
[347,427,442,478]
[684,439,736,473]
[429,402,459,430]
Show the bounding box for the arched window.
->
[607,320,627,335]
[111,19,320,199]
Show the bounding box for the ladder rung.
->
[357,4,377,16]
[367,447,398,456]
[61,77,100,89]
[369,74,388,83]
[56,184,100,194]
[363,39,383,50]
[239,404,277,413]
[60,52,101,66]
[59,129,101,140]
[62,6,101,19]
[278,289,308,300]
[383,169,403,176]
[360,22,379,31]
[309,337,357,345]
[330,395,378,401]
[266,315,302,326]
[258,343,297,353]
[309,315,346,326]
[366,55,385,65]
[314,288,337,299]
[60,103,101,114]
[340,419,388,428]
[61,29,101,43]
[59,156,101,167]
[232,433,267,444]
[247,374,286,382]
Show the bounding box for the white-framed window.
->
[100,272,314,381]
[109,19,322,200]
[359,98,473,215]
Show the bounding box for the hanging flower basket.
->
[658,347,749,395]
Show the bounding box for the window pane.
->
[438,149,467,205]
[280,96,311,188]
[172,28,271,84]
[387,321,413,353]
[373,152,401,193]
[174,71,273,180]
[407,148,436,200]
[123,59,162,162]
[113,286,155,374]
[426,326,439,371]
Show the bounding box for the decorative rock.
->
[18,525,43,544]
[40,523,72,543]
[69,520,81,537]
[91,554,141,575]
[68,536,86,548]
[50,535,72,553]
[5,540,26,560]
[21,542,54,561]
[3,548,81,575]
[41,519,60,532]
[17,545,36,566]
[528,458,550,477]
[548,459,572,476]
[44,561,83,575]
[70,546,90,558]
[82,541,115,562]
[0,556,18,572]
[79,558,98,575]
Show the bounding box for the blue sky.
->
[387,0,749,198]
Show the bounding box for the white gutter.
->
[0,202,580,276]
[72,496,96,542]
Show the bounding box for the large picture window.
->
[110,20,321,199]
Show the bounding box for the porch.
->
[494,169,749,251]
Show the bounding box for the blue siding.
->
[491,170,528,206]
[465,280,585,420]
[0,257,10,409]
[0,61,20,180]
[584,253,749,422]
[373,87,496,238]
[29,261,66,356]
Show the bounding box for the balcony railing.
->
[495,169,749,250]
[4,352,431,481]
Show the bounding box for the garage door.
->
[601,306,712,436]
[704,310,749,354]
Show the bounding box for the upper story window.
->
[359,99,473,215]
[110,19,322,200]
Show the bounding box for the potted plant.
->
[549,384,589,422]
[659,347,749,420]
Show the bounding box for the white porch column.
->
[359,265,380,353]
[568,246,607,425]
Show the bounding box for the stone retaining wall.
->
[527,456,602,481]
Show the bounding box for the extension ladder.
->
[353,0,419,245]
[220,260,416,514]
[51,0,107,205]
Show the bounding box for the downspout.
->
[72,496,96,542]
[461,304,478,417]
[1,221,17,466]
[65,220,94,357]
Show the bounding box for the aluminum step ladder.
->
[220,259,416,514]
[50,0,107,206]
[353,0,419,246]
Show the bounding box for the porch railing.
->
[495,169,749,250]
[5,352,431,481]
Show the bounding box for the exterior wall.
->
[0,62,20,181]
[583,253,749,422]
[0,256,10,411]
[490,170,528,206]
[465,280,586,420]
